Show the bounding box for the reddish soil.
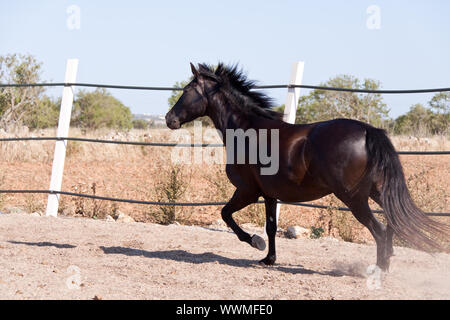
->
[0,213,449,300]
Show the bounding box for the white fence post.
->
[45,59,78,217]
[275,61,304,223]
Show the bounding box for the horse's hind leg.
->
[259,197,277,266]
[370,189,394,259]
[338,194,389,271]
[221,188,265,251]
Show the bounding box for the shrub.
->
[153,165,187,224]
[23,95,60,129]
[132,119,150,129]
[310,226,324,239]
[71,89,133,130]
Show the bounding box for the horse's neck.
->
[208,104,252,141]
[207,93,247,135]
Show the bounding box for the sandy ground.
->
[0,213,449,300]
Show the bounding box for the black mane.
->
[198,63,283,121]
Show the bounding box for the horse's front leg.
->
[221,189,266,251]
[259,197,277,266]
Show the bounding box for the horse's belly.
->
[258,173,331,202]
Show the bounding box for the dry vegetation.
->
[0,127,448,247]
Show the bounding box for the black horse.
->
[165,63,448,271]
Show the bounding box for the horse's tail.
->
[365,126,449,252]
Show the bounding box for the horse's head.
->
[165,63,218,129]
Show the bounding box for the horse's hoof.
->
[376,260,390,273]
[259,256,276,266]
[251,234,266,251]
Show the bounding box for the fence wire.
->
[0,136,448,154]
[1,82,450,94]
[0,189,448,217]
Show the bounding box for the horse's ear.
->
[190,63,199,78]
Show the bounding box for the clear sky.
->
[1,0,449,118]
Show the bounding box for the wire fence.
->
[0,189,448,217]
[0,80,449,216]
[2,82,450,94]
[0,136,449,154]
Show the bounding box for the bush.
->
[310,226,324,239]
[393,93,449,136]
[153,165,187,225]
[132,119,150,129]
[23,95,60,129]
[71,89,133,130]
[0,54,45,129]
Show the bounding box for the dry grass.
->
[391,135,450,151]
[0,126,448,246]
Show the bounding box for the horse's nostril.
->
[166,116,180,129]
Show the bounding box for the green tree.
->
[296,75,389,127]
[132,119,150,129]
[429,92,450,114]
[394,104,432,135]
[0,54,45,129]
[394,93,449,135]
[23,95,60,129]
[428,92,449,135]
[72,89,132,130]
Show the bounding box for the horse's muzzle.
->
[165,114,181,129]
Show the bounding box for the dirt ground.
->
[0,213,449,300]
